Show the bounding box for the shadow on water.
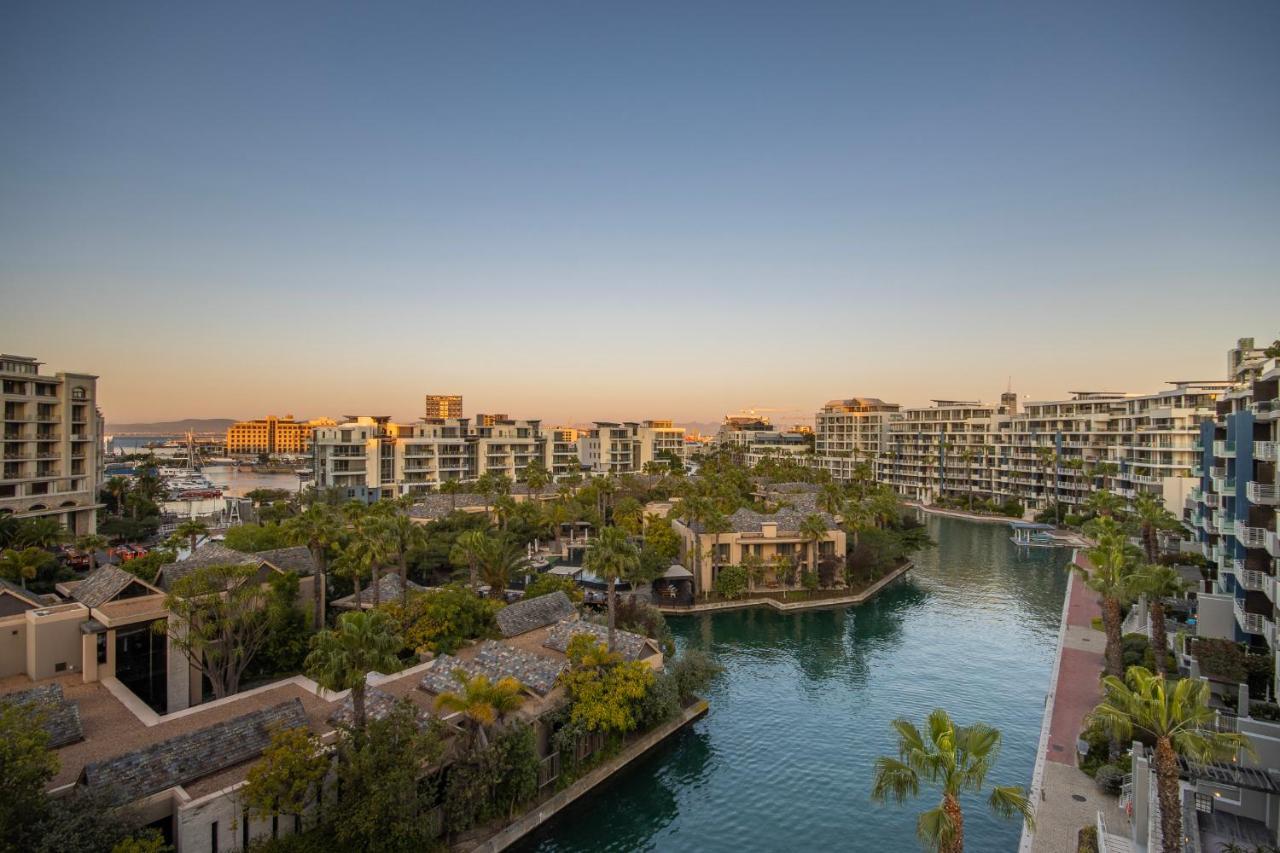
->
[515,515,1071,853]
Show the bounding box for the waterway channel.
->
[516,514,1072,853]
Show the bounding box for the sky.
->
[1,1,1278,427]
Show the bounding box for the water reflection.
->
[517,515,1070,853]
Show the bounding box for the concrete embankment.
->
[653,559,912,616]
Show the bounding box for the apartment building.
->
[717,414,811,466]
[225,414,336,456]
[1,354,103,535]
[424,394,463,419]
[877,399,1005,503]
[577,420,686,474]
[813,398,901,481]
[313,414,576,500]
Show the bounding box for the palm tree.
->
[871,709,1033,853]
[959,447,977,512]
[14,517,66,549]
[583,526,639,652]
[0,547,53,589]
[676,494,713,596]
[612,497,644,536]
[333,533,382,608]
[439,478,462,511]
[1089,668,1252,853]
[1085,488,1123,519]
[520,459,550,496]
[376,512,424,607]
[284,504,340,629]
[105,475,130,517]
[450,529,489,592]
[474,533,529,599]
[546,500,571,555]
[74,534,109,571]
[1035,445,1057,522]
[433,669,525,749]
[842,498,874,551]
[174,519,208,554]
[818,482,845,518]
[800,513,829,585]
[1130,564,1186,678]
[305,610,402,734]
[1129,492,1180,564]
[702,510,729,598]
[1082,517,1138,678]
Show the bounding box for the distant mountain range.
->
[105,418,237,435]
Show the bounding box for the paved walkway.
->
[1024,554,1128,853]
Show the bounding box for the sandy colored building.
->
[225,415,335,456]
[424,394,463,419]
[671,507,844,593]
[577,420,686,474]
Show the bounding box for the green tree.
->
[0,547,55,589]
[241,726,330,821]
[713,564,748,599]
[173,519,208,554]
[381,585,501,655]
[583,526,640,652]
[520,458,551,494]
[104,476,131,517]
[305,610,403,733]
[13,517,67,549]
[1082,517,1139,678]
[0,702,58,851]
[284,504,341,629]
[871,709,1033,853]
[161,563,273,698]
[1089,667,1252,853]
[612,497,644,536]
[439,478,463,511]
[221,523,290,553]
[559,634,654,736]
[523,572,584,603]
[474,533,529,599]
[1129,492,1180,564]
[799,513,829,582]
[450,529,489,593]
[1130,564,1187,679]
[376,513,425,606]
[433,669,525,748]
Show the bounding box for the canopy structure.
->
[661,564,693,580]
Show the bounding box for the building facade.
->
[424,394,463,420]
[577,420,686,474]
[1,354,103,534]
[813,398,900,482]
[225,415,335,456]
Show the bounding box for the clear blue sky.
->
[2,1,1277,424]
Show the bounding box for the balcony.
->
[1257,441,1279,462]
[1269,531,1280,559]
[1205,492,1220,508]
[1211,465,1227,479]
[1252,398,1280,418]
[1214,440,1237,458]
[1238,568,1267,592]
[1247,481,1278,505]
[1238,525,1269,549]
[1234,597,1273,637]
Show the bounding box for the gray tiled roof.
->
[154,542,258,591]
[80,699,308,805]
[495,591,575,638]
[255,546,317,576]
[0,683,83,748]
[407,494,488,519]
[691,507,836,535]
[419,642,566,697]
[332,573,426,609]
[0,577,41,608]
[543,619,652,662]
[327,686,423,728]
[72,565,154,608]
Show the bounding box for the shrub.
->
[1077,825,1099,853]
[224,523,290,553]
[713,564,748,600]
[668,649,721,704]
[381,584,502,656]
[999,499,1025,518]
[523,572,583,603]
[800,568,819,591]
[614,598,675,657]
[1094,764,1123,795]
[1191,637,1248,683]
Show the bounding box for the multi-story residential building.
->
[879,399,1005,503]
[313,414,575,500]
[813,398,901,481]
[577,420,686,474]
[717,414,810,466]
[424,394,463,419]
[1,354,103,535]
[225,414,336,456]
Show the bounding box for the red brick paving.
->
[1047,560,1104,765]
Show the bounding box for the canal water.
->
[516,514,1072,853]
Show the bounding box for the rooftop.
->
[495,591,576,638]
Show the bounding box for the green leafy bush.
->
[1094,764,1123,795]
[523,572,583,603]
[713,564,748,600]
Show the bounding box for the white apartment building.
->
[2,354,103,534]
[813,398,900,481]
[879,399,1005,503]
[577,420,686,474]
[313,415,580,500]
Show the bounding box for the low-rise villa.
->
[671,507,844,592]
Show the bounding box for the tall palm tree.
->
[1085,487,1123,519]
[433,669,525,749]
[871,709,1033,853]
[174,519,208,555]
[284,504,340,629]
[333,534,381,609]
[583,526,640,652]
[800,513,829,583]
[842,498,874,551]
[1089,668,1252,853]
[959,447,977,512]
[1034,445,1057,522]
[676,493,713,596]
[1082,517,1138,678]
[1129,492,1180,564]
[305,610,403,734]
[450,529,489,592]
[376,512,425,606]
[818,482,845,518]
[14,517,66,549]
[520,459,550,496]
[702,510,729,598]
[74,534,109,571]
[104,476,130,517]
[439,478,462,511]
[1130,564,1187,678]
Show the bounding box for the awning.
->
[548,565,580,577]
[661,564,693,580]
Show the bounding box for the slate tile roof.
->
[0,577,42,608]
[255,546,317,576]
[332,574,426,609]
[689,507,836,535]
[79,699,308,805]
[326,686,424,728]
[71,565,155,608]
[495,591,576,638]
[0,683,84,747]
[542,618,652,662]
[407,494,488,520]
[154,542,258,590]
[418,641,566,697]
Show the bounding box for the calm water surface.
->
[516,515,1071,853]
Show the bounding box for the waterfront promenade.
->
[1023,553,1127,853]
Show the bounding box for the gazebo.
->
[652,564,694,606]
